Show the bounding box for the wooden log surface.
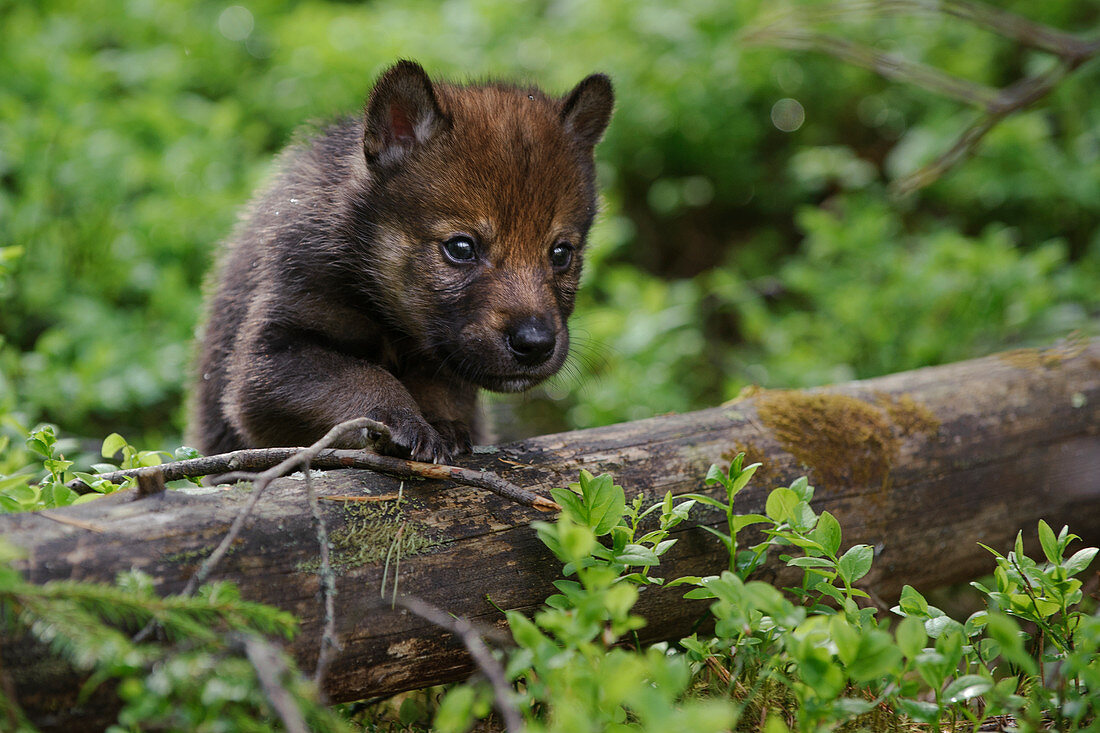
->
[3,339,1099,727]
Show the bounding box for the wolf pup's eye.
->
[549,242,574,270]
[442,235,477,264]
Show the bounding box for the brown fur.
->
[189,61,613,461]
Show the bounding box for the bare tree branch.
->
[890,61,1070,196]
[69,444,559,512]
[742,0,1100,194]
[904,0,1098,60]
[236,633,309,733]
[395,595,523,733]
[741,25,1000,109]
[303,461,340,690]
[765,1,1100,60]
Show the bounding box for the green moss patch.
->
[754,390,940,490]
[756,391,898,489]
[875,392,941,438]
[297,500,438,576]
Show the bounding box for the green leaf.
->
[977,541,1005,561]
[944,674,992,703]
[506,610,549,650]
[728,462,761,496]
[898,584,930,616]
[704,463,731,490]
[811,511,842,556]
[837,544,873,583]
[896,697,940,723]
[699,525,732,546]
[815,582,845,604]
[25,438,51,459]
[789,476,813,502]
[0,472,35,492]
[583,473,626,535]
[829,615,859,666]
[1063,547,1097,576]
[137,451,165,468]
[985,614,1036,675]
[5,483,40,507]
[665,575,703,588]
[101,433,128,460]
[1037,520,1059,564]
[683,587,717,600]
[925,616,964,639]
[787,556,836,569]
[0,495,21,513]
[679,492,729,510]
[731,513,770,532]
[45,483,79,507]
[847,629,903,682]
[550,487,585,520]
[963,610,988,638]
[433,685,476,733]
[741,581,787,615]
[615,544,659,566]
[174,446,202,461]
[653,538,677,556]
[896,615,927,658]
[791,501,816,531]
[832,697,875,716]
[765,487,799,522]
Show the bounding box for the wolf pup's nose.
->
[506,316,556,366]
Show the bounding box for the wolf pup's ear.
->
[560,73,614,148]
[364,60,449,167]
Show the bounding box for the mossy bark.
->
[2,338,1098,730]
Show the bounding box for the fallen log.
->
[3,338,1099,728]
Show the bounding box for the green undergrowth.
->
[0,423,200,513]
[0,449,1096,731]
[0,541,349,732]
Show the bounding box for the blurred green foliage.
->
[1,0,1097,455]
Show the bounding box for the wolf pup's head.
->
[353,60,613,393]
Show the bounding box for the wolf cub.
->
[190,61,613,462]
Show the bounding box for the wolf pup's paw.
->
[362,406,452,463]
[427,419,473,458]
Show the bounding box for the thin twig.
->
[69,444,559,512]
[236,633,309,733]
[303,454,340,690]
[890,62,1073,196]
[395,596,523,733]
[753,1,1100,62]
[900,0,1099,60]
[741,0,1100,195]
[741,26,1000,109]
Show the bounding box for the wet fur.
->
[190,61,613,461]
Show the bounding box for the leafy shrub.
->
[3,0,1098,453]
[437,458,1098,732]
[0,540,348,733]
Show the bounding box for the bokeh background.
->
[1,0,1098,464]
